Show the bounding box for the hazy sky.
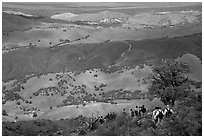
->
[3,2,200,9]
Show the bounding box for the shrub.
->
[33,112,38,117]
[2,110,8,116]
[17,101,21,105]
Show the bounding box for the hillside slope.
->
[2,12,35,32]
[2,34,201,82]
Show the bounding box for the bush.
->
[33,112,38,117]
[17,101,21,105]
[2,110,8,116]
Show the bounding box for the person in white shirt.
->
[163,105,174,118]
[152,107,164,126]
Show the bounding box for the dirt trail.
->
[108,41,132,68]
[120,41,132,63]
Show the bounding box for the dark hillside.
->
[2,12,35,32]
[2,34,201,82]
[128,34,202,60]
[2,44,98,81]
[2,12,71,32]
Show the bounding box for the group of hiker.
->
[128,105,147,117]
[122,104,174,126]
[152,105,174,125]
[88,104,148,129]
[81,104,174,132]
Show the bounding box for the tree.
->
[149,59,190,106]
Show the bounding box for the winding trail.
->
[108,41,132,68]
[121,41,132,63]
[122,41,132,57]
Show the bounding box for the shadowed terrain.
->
[3,34,201,82]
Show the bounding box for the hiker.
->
[99,116,105,124]
[152,107,164,126]
[90,117,100,130]
[139,105,147,116]
[163,105,174,118]
[130,109,135,117]
[134,106,139,116]
[94,116,99,123]
[138,106,142,116]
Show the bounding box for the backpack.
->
[141,107,146,113]
[157,110,164,119]
[135,110,138,116]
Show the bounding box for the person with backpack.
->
[134,106,139,116]
[152,107,164,126]
[163,105,174,118]
[99,116,105,124]
[139,105,147,116]
[130,109,135,117]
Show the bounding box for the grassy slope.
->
[2,12,71,33]
[2,34,201,82]
[2,44,98,81]
[2,12,35,32]
[128,34,202,60]
[2,89,201,136]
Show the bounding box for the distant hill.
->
[176,53,202,81]
[51,12,78,20]
[2,12,71,32]
[51,11,130,21]
[2,12,35,32]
